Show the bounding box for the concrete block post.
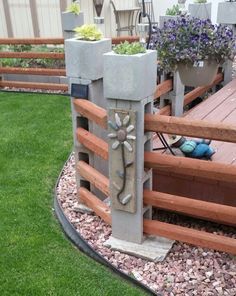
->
[188,3,212,20]
[61,11,84,40]
[103,50,174,261]
[170,71,185,117]
[104,50,157,244]
[65,38,112,207]
[217,2,236,86]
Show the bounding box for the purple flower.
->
[149,16,236,72]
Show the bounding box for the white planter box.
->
[188,3,212,20]
[103,50,157,101]
[217,2,236,24]
[65,38,112,80]
[61,12,84,32]
[159,15,178,29]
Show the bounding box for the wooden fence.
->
[73,98,236,255]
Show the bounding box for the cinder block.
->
[159,15,178,29]
[188,3,212,20]
[217,2,236,24]
[61,12,84,32]
[103,50,157,101]
[65,38,112,80]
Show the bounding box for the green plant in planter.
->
[194,0,207,3]
[113,41,146,55]
[74,24,102,41]
[166,4,181,16]
[66,1,80,15]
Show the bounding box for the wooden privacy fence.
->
[73,98,236,255]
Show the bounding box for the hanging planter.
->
[151,16,236,87]
[177,60,219,87]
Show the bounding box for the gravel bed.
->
[56,154,236,296]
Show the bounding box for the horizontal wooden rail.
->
[78,186,236,255]
[159,73,223,116]
[0,52,65,59]
[111,36,139,44]
[79,187,111,224]
[0,36,139,45]
[78,161,109,196]
[145,114,236,143]
[0,67,66,76]
[77,128,108,160]
[143,189,236,226]
[184,73,223,106]
[73,99,107,129]
[143,220,236,255]
[155,79,173,99]
[0,38,64,45]
[145,152,236,184]
[77,155,236,226]
[77,128,236,185]
[74,99,236,145]
[0,80,68,91]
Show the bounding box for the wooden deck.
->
[153,79,236,206]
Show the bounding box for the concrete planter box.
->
[217,2,236,24]
[65,38,112,80]
[159,15,178,28]
[188,3,212,20]
[103,50,157,101]
[61,12,84,32]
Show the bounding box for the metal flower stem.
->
[117,143,126,204]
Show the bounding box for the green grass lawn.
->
[0,92,147,296]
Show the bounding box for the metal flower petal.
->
[115,113,122,128]
[123,141,133,152]
[112,140,120,150]
[126,135,136,140]
[126,125,134,133]
[108,120,118,131]
[121,194,132,205]
[108,133,117,139]
[123,115,130,126]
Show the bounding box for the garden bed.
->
[56,153,236,296]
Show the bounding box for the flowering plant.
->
[150,17,236,72]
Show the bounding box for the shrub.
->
[74,24,102,41]
[166,4,181,16]
[113,41,146,55]
[66,1,80,15]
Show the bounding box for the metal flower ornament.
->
[108,112,136,206]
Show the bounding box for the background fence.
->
[0,0,222,38]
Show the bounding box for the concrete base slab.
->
[104,235,174,262]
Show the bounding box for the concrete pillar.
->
[171,71,185,117]
[65,38,112,209]
[103,49,174,261]
[61,11,84,40]
[217,2,236,86]
[103,50,157,244]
